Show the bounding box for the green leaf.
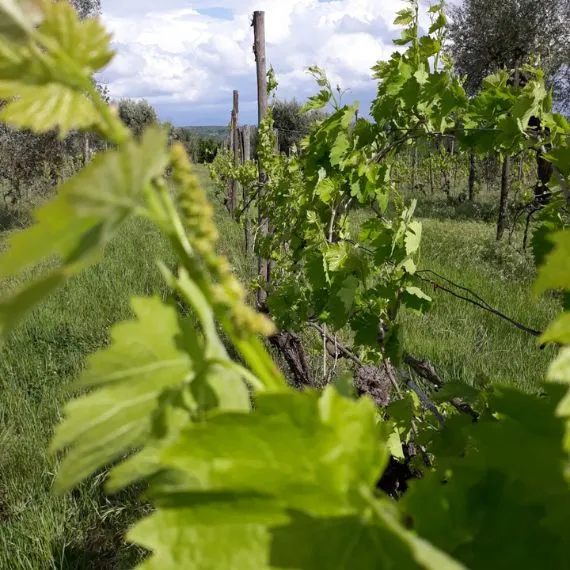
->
[394,8,414,26]
[402,286,431,313]
[158,388,388,516]
[535,230,570,294]
[0,126,168,281]
[405,221,422,255]
[129,516,275,570]
[50,296,195,492]
[0,0,42,39]
[418,36,440,58]
[428,13,447,34]
[268,508,466,570]
[38,0,114,73]
[547,347,570,385]
[325,243,350,273]
[541,313,570,346]
[0,81,100,134]
[338,275,359,313]
[387,427,405,460]
[0,1,115,134]
[404,387,570,568]
[432,381,482,405]
[0,127,168,339]
[330,132,350,166]
[315,176,336,203]
[301,89,331,113]
[531,221,557,269]
[414,64,429,86]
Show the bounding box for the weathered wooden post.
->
[229,89,239,216]
[253,10,269,307]
[241,125,252,254]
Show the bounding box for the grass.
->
[402,218,558,392]
[0,165,250,570]
[0,164,561,568]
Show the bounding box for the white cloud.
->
[99,0,407,125]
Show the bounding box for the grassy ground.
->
[402,218,558,392]
[0,166,251,570]
[0,165,560,568]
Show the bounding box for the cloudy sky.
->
[98,0,411,126]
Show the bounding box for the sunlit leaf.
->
[51,296,195,492]
[0,81,100,133]
[535,230,570,294]
[0,127,169,339]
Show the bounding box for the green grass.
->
[0,216,173,569]
[0,165,561,568]
[402,218,559,392]
[0,165,250,570]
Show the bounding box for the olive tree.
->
[117,99,159,138]
[447,0,570,239]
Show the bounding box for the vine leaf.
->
[0,82,100,133]
[269,508,466,570]
[403,387,570,568]
[129,508,464,570]
[51,296,195,492]
[156,388,387,516]
[38,1,114,72]
[0,127,169,340]
[0,0,114,133]
[402,286,432,313]
[541,313,570,346]
[405,220,422,255]
[129,518,275,570]
[129,388,463,569]
[546,347,570,418]
[534,229,570,294]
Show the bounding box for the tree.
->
[271,99,326,154]
[447,0,570,239]
[117,99,159,138]
[447,0,570,102]
[197,138,220,163]
[69,0,101,19]
[172,127,199,162]
[0,124,66,204]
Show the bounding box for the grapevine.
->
[0,1,569,569]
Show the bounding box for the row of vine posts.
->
[221,11,273,306]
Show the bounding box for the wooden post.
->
[496,67,519,241]
[229,89,239,216]
[411,144,418,193]
[83,132,90,166]
[241,125,252,254]
[253,10,269,307]
[496,155,511,240]
[468,152,476,201]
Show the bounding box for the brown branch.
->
[309,322,446,425]
[404,353,479,422]
[416,271,542,338]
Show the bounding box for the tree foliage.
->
[447,0,570,106]
[117,99,159,138]
[69,0,101,19]
[271,99,326,154]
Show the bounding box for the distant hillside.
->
[183,126,228,142]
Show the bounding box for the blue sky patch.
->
[196,6,233,20]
